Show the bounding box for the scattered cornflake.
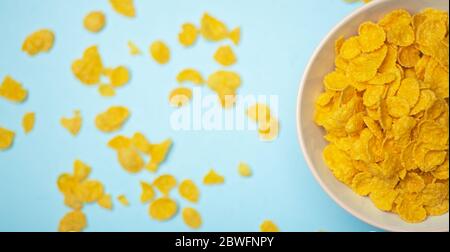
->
[22,29,55,56]
[207,70,241,108]
[117,147,145,173]
[177,69,204,85]
[0,126,15,151]
[314,8,449,223]
[153,174,177,195]
[169,87,192,107]
[98,194,113,210]
[140,181,155,203]
[178,23,198,47]
[60,110,82,136]
[128,41,142,55]
[201,13,229,42]
[84,11,106,33]
[182,207,202,229]
[150,41,170,65]
[179,179,200,203]
[247,103,280,142]
[22,112,35,134]
[108,66,130,88]
[238,162,252,177]
[229,27,241,45]
[58,210,87,232]
[0,76,28,103]
[72,46,104,85]
[109,0,136,18]
[95,106,130,133]
[214,45,237,67]
[260,220,279,232]
[146,138,173,172]
[203,169,225,185]
[117,195,130,206]
[149,197,178,221]
[98,84,116,97]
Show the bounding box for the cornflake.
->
[0,126,15,151]
[22,29,55,56]
[109,0,136,18]
[22,112,35,134]
[84,11,106,33]
[0,76,28,103]
[60,111,82,136]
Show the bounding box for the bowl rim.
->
[296,0,449,232]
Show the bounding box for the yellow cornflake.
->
[201,13,229,42]
[60,110,82,136]
[178,179,200,203]
[247,103,271,123]
[315,8,449,224]
[95,106,130,133]
[22,112,35,134]
[150,41,170,65]
[229,27,241,45]
[128,41,142,55]
[168,87,192,107]
[258,117,280,142]
[214,45,237,66]
[117,195,130,206]
[98,84,116,97]
[178,23,198,47]
[109,0,136,18]
[358,22,386,53]
[117,147,145,173]
[98,194,113,210]
[71,46,104,85]
[84,11,106,33]
[207,70,241,108]
[0,76,28,103]
[149,197,178,221]
[73,160,91,182]
[238,162,252,177]
[176,69,204,85]
[58,210,87,232]
[182,207,202,229]
[108,135,132,150]
[146,138,172,172]
[22,29,55,56]
[0,126,15,151]
[153,174,177,195]
[140,181,155,203]
[203,169,225,185]
[108,66,130,88]
[260,220,279,232]
[131,132,152,154]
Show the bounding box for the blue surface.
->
[0,0,382,232]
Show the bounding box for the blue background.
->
[0,0,382,232]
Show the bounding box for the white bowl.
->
[296,0,449,232]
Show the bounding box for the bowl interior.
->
[298,0,449,232]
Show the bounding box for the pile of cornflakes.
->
[57,160,113,232]
[315,8,449,223]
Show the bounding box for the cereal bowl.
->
[296,0,449,232]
